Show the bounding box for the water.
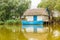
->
[22,25,43,32]
[0,25,27,40]
[0,24,60,40]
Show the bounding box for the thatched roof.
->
[23,8,48,16]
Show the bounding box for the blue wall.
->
[22,16,44,25]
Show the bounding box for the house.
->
[22,8,49,25]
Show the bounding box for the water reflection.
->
[22,25,48,33]
[0,25,27,40]
[22,24,60,40]
[22,25,43,29]
[0,24,60,40]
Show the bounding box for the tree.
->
[38,0,60,33]
[38,0,60,11]
[38,0,60,22]
[0,0,31,21]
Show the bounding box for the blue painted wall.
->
[22,16,44,25]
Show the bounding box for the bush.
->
[15,19,21,24]
[5,19,21,25]
[5,20,15,25]
[0,21,4,25]
[54,17,60,21]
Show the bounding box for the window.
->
[26,16,33,21]
[37,16,43,21]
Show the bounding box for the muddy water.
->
[0,24,60,40]
[0,25,27,40]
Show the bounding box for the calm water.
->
[0,24,60,40]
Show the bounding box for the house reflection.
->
[22,25,44,32]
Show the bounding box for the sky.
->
[30,0,41,9]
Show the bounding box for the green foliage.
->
[15,19,21,24]
[0,21,4,25]
[38,0,60,11]
[5,19,21,25]
[6,20,16,25]
[54,17,60,21]
[0,0,31,21]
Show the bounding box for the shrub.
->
[0,21,4,25]
[5,20,15,25]
[15,19,21,24]
[54,17,60,21]
[5,19,21,25]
